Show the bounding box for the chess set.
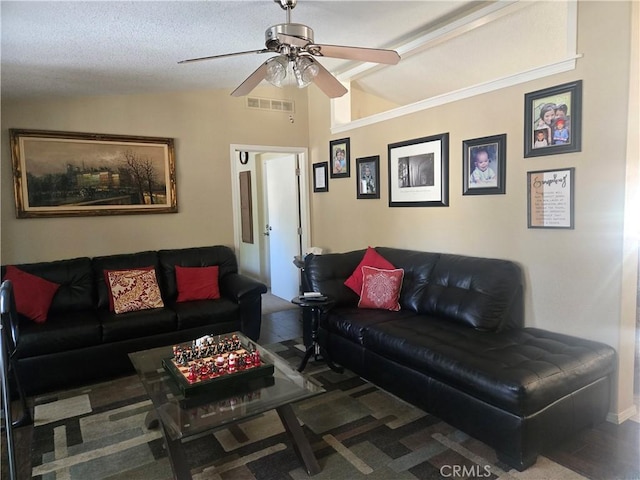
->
[162,333,274,397]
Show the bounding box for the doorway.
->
[230,144,310,301]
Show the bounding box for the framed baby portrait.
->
[356,155,380,199]
[463,134,506,196]
[524,80,582,158]
[329,138,350,178]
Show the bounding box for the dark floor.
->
[2,308,639,479]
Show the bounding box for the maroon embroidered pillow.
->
[358,266,404,311]
[105,268,164,314]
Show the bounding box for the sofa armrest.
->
[220,273,267,341]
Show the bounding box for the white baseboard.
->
[606,405,638,424]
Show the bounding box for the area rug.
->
[30,340,588,480]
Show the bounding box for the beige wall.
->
[1,86,309,264]
[307,1,636,419]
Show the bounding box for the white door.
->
[265,155,301,300]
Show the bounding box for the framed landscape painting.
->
[9,129,177,218]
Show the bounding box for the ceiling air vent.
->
[246,96,294,113]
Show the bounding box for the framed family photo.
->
[388,133,449,207]
[462,134,506,195]
[9,129,177,218]
[356,155,380,199]
[527,167,575,229]
[329,137,350,178]
[313,161,329,192]
[524,80,582,158]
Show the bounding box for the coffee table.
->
[128,332,325,479]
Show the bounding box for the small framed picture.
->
[330,138,350,178]
[527,167,575,229]
[463,134,506,195]
[524,80,582,158]
[388,133,449,207]
[313,161,329,192]
[356,156,380,199]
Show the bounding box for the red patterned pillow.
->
[358,266,404,311]
[344,247,396,295]
[2,265,60,323]
[175,265,220,302]
[105,268,164,314]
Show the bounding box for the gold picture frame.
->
[9,129,177,218]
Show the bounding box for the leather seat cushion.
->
[362,318,616,416]
[15,310,101,358]
[322,307,419,345]
[99,308,177,343]
[171,298,239,329]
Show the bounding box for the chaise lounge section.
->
[2,245,267,395]
[304,246,616,471]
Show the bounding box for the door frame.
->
[230,144,311,277]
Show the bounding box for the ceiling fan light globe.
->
[265,56,288,87]
[294,56,319,88]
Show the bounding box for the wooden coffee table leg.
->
[276,404,321,475]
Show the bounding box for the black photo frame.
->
[463,134,506,195]
[356,156,380,199]
[329,138,350,178]
[313,161,329,193]
[388,133,449,207]
[524,80,582,158]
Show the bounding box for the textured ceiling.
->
[1,1,568,109]
[0,1,477,102]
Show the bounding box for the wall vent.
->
[246,96,294,113]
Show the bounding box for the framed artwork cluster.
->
[314,80,581,229]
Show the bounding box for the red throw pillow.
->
[344,247,396,295]
[175,265,220,302]
[358,266,404,311]
[2,265,60,323]
[104,267,164,314]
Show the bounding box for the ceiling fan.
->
[178,0,401,98]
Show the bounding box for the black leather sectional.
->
[304,247,616,471]
[2,245,267,395]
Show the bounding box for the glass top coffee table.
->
[129,332,325,479]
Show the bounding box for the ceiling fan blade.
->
[310,59,348,98]
[230,61,270,97]
[179,49,270,64]
[311,44,400,65]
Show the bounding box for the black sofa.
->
[304,247,616,471]
[1,245,267,395]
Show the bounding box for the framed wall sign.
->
[329,138,350,178]
[313,161,329,192]
[527,167,575,229]
[463,134,506,195]
[388,133,449,207]
[356,155,380,199]
[9,129,177,218]
[524,80,582,158]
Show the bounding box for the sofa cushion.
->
[105,267,165,314]
[322,307,419,345]
[99,307,177,343]
[175,265,220,302]
[92,251,160,310]
[14,310,102,358]
[358,266,404,311]
[158,246,238,302]
[3,265,60,323]
[345,247,396,295]
[171,298,239,330]
[362,318,615,416]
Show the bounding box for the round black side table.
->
[291,296,343,373]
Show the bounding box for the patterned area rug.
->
[30,340,588,480]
